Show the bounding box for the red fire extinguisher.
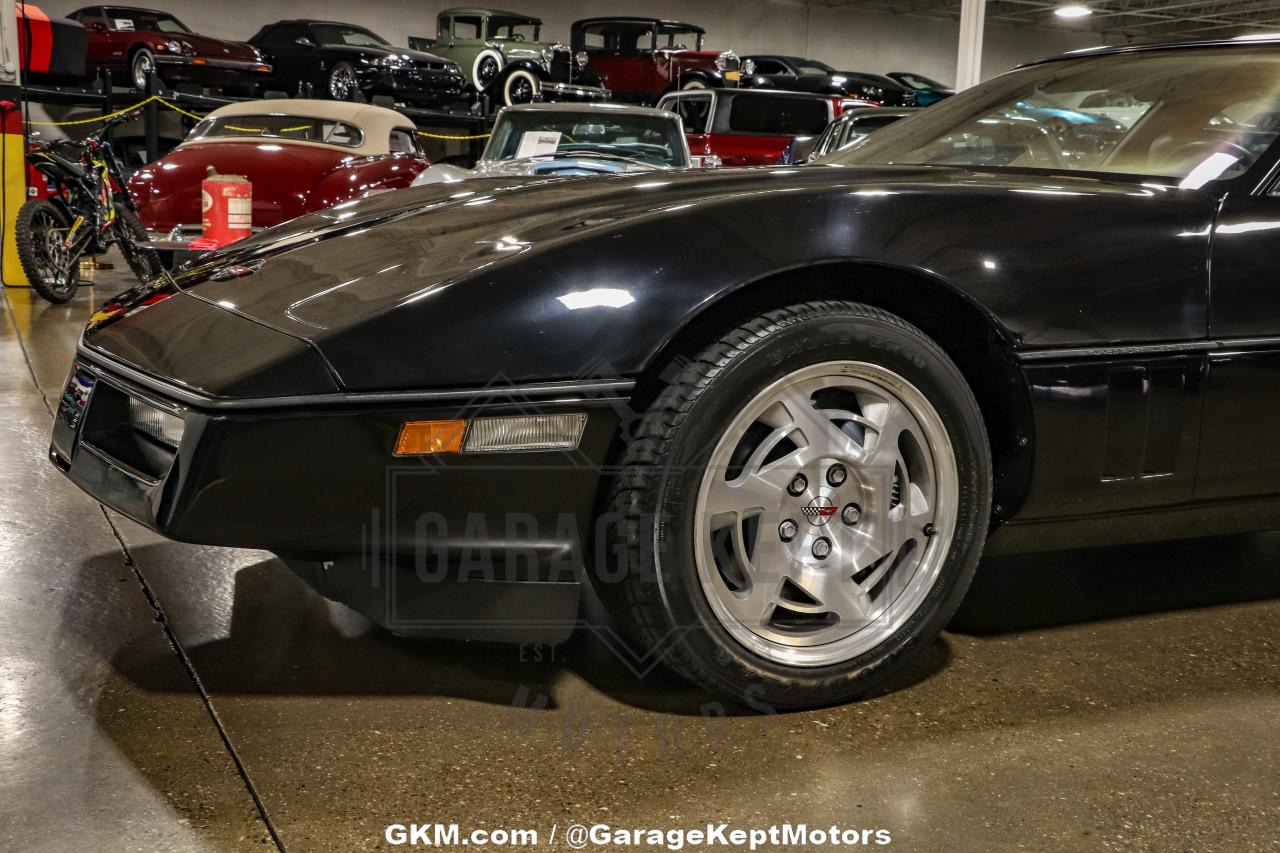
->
[199,167,252,247]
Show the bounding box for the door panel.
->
[1199,193,1280,499]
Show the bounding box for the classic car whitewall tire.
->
[473,50,503,89]
[502,69,541,105]
[597,301,992,709]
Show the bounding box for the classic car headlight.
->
[128,397,184,449]
[372,55,410,67]
[741,58,756,76]
[539,47,555,67]
[160,40,189,54]
[576,50,589,69]
[715,50,739,72]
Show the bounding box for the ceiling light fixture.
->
[1055,4,1093,18]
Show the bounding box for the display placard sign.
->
[516,131,561,159]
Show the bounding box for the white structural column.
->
[0,0,19,87]
[955,0,987,90]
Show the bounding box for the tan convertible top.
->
[184,99,415,156]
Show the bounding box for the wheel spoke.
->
[785,565,871,623]
[776,385,859,458]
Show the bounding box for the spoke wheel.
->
[15,200,81,304]
[328,62,358,101]
[694,361,956,666]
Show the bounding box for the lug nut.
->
[811,537,832,559]
[779,519,798,542]
[827,464,848,487]
[841,503,861,525]
[787,474,807,496]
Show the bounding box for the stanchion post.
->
[144,70,158,162]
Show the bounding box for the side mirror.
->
[690,154,721,169]
[295,36,317,48]
[87,21,107,33]
[789,136,819,164]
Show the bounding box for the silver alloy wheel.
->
[693,360,958,667]
[328,63,357,100]
[131,50,154,89]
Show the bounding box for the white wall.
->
[41,0,1104,86]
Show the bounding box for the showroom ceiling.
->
[830,1,1280,41]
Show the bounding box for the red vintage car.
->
[657,89,835,167]
[128,100,430,239]
[570,17,752,106]
[67,5,270,93]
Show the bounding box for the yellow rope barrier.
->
[26,95,491,141]
[25,94,163,126]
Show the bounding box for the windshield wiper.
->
[548,150,660,168]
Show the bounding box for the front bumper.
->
[154,54,271,84]
[50,348,624,571]
[363,66,467,102]
[543,81,610,103]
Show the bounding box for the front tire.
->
[596,301,991,709]
[15,200,80,304]
[501,69,540,106]
[327,61,358,101]
[113,203,161,282]
[130,48,156,90]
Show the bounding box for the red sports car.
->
[128,100,430,239]
[67,5,270,93]
[658,89,836,167]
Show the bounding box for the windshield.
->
[829,47,1280,186]
[895,72,948,90]
[188,115,366,148]
[106,9,190,33]
[487,17,539,41]
[796,60,835,75]
[486,110,689,167]
[310,24,390,47]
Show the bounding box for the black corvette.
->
[249,19,465,106]
[744,55,917,106]
[52,39,1280,708]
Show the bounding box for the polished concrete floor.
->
[4,268,1280,852]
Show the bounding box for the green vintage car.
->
[409,7,609,108]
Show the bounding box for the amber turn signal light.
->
[393,420,466,456]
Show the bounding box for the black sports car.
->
[52,39,1280,709]
[744,55,917,106]
[249,19,465,107]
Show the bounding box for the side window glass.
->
[452,16,481,40]
[389,129,417,154]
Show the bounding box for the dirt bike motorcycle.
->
[17,110,160,304]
